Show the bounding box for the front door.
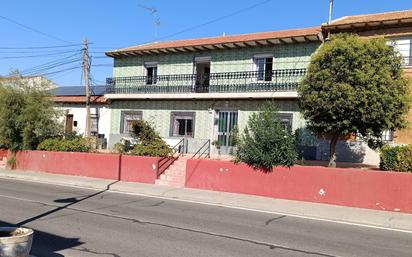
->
[217,111,238,155]
[65,114,73,133]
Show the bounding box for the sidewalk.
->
[1,168,412,233]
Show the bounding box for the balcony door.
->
[216,110,238,155]
[194,57,211,92]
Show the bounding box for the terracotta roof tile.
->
[107,27,321,55]
[327,9,412,26]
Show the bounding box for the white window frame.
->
[144,62,158,85]
[253,54,274,82]
[387,37,412,67]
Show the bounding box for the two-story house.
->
[104,9,412,163]
[105,27,322,156]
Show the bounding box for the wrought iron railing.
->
[106,69,306,94]
[157,138,185,177]
[191,140,211,159]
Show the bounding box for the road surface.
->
[0,178,410,257]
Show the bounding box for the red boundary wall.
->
[186,159,412,214]
[120,155,160,183]
[13,150,160,183]
[0,150,7,158]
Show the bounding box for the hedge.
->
[380,145,412,172]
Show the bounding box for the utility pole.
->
[83,38,91,138]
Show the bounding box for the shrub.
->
[131,120,159,142]
[126,120,172,157]
[234,103,297,171]
[37,138,92,152]
[380,145,412,172]
[131,139,172,157]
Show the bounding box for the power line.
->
[0,14,72,44]
[0,49,83,59]
[19,52,83,75]
[147,0,273,43]
[0,43,86,50]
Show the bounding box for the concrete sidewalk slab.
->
[1,168,412,233]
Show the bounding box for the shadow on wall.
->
[295,128,366,163]
[316,139,366,163]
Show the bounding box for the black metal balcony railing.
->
[106,69,306,94]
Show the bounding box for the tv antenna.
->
[138,4,160,38]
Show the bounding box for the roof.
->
[54,96,108,104]
[53,86,107,96]
[324,9,412,30]
[106,27,322,57]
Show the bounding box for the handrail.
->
[191,140,211,159]
[157,138,185,177]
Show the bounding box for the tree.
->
[299,34,411,167]
[234,103,297,171]
[0,76,62,151]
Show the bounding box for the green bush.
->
[233,103,297,171]
[380,145,412,172]
[129,120,172,157]
[131,139,172,157]
[37,138,92,152]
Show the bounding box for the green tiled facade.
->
[113,43,319,77]
[108,42,320,150]
[110,99,305,139]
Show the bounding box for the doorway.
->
[216,111,238,155]
[65,114,74,133]
[195,61,210,92]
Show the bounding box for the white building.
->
[54,86,111,148]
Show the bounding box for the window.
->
[381,130,394,142]
[255,56,273,81]
[145,62,158,85]
[388,38,412,66]
[120,111,142,134]
[170,112,195,137]
[278,113,293,134]
[91,114,98,136]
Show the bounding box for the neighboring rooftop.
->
[53,86,107,96]
[106,27,322,57]
[324,9,412,30]
[53,86,108,104]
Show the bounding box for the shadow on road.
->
[16,181,118,227]
[0,220,79,257]
[2,181,119,256]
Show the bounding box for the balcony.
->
[106,69,306,98]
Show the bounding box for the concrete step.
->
[165,170,185,176]
[164,175,186,183]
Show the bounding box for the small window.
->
[91,114,98,135]
[121,111,142,134]
[170,112,195,137]
[388,38,412,66]
[145,63,158,85]
[255,57,273,81]
[278,113,293,134]
[381,130,394,142]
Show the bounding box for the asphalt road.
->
[0,178,411,257]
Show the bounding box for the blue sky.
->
[1,0,412,86]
